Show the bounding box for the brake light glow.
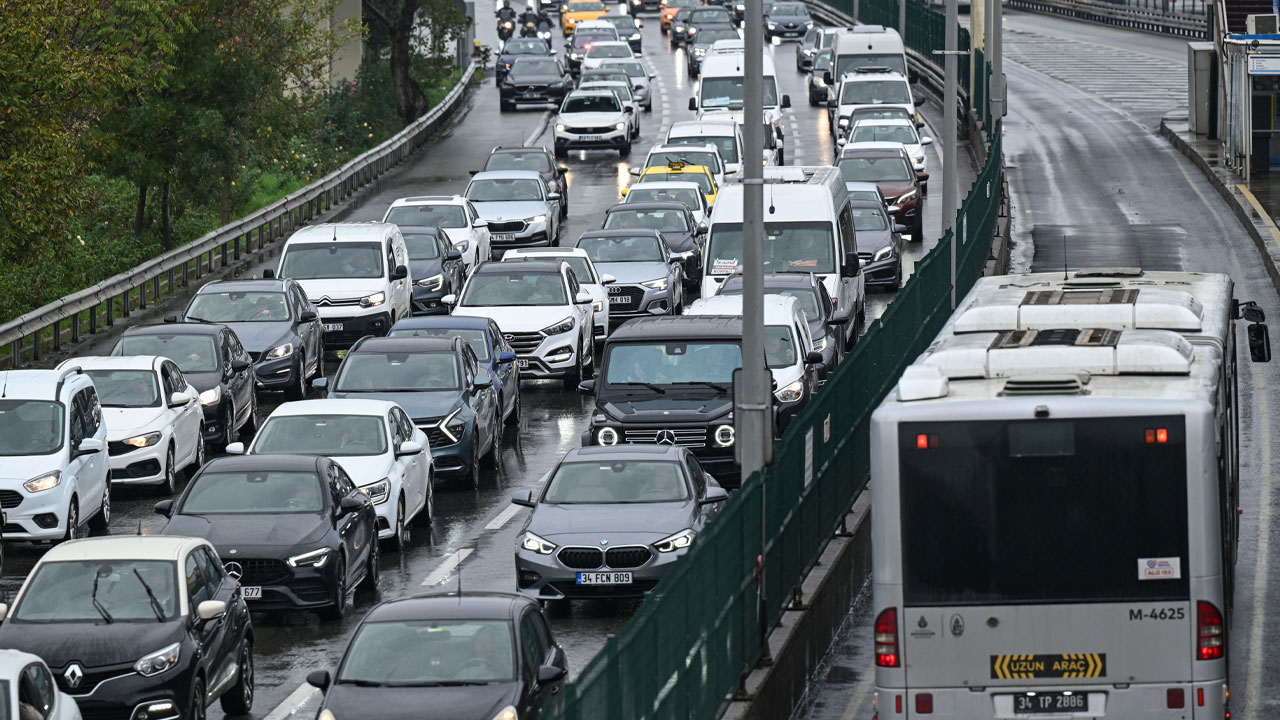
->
[1145,427,1169,444]
[874,608,900,667]
[1197,601,1224,660]
[916,434,928,449]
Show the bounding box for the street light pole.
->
[991,0,1004,119]
[943,0,959,308]
[899,0,906,39]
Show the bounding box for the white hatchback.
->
[581,40,634,72]
[0,649,84,719]
[500,247,616,343]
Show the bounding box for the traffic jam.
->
[0,2,936,718]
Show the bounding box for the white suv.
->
[445,260,596,389]
[382,195,493,269]
[554,89,634,159]
[500,247,616,343]
[0,367,111,541]
[275,223,413,349]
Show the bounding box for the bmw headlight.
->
[135,643,181,677]
[364,479,391,505]
[615,121,627,131]
[542,316,576,335]
[440,408,467,444]
[287,548,332,568]
[641,277,668,290]
[417,273,445,290]
[872,246,893,262]
[121,431,162,449]
[521,531,557,554]
[198,387,221,406]
[775,378,805,403]
[713,424,734,447]
[529,214,548,225]
[23,470,61,493]
[597,426,619,445]
[654,528,695,553]
[896,189,918,204]
[264,342,293,360]
[359,291,386,308]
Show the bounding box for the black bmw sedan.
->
[156,454,379,621]
[305,592,568,720]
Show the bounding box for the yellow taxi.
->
[561,0,610,35]
[630,161,718,206]
[660,0,700,32]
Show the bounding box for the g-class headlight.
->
[713,424,735,447]
[597,427,619,445]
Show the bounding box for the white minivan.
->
[827,25,913,84]
[275,223,413,349]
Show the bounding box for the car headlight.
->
[694,47,706,56]
[803,48,814,56]
[23,470,61,494]
[549,81,565,89]
[713,424,734,447]
[570,52,582,60]
[767,22,776,28]
[629,32,640,39]
[805,20,814,27]
[287,548,333,568]
[439,408,467,444]
[364,479,391,505]
[674,25,684,31]
[454,241,469,253]
[135,643,181,677]
[556,123,567,132]
[542,316,576,335]
[641,277,668,290]
[687,27,697,35]
[417,273,445,290]
[654,528,695,553]
[121,431,162,449]
[264,342,294,360]
[896,189,918,204]
[775,378,805,403]
[198,387,221,406]
[521,531,557,555]
[529,214,548,225]
[360,291,386,308]
[319,712,337,720]
[492,707,518,720]
[597,426,618,445]
[615,121,627,132]
[735,2,744,8]
[872,245,894,262]
[592,300,604,312]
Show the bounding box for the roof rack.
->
[55,365,83,398]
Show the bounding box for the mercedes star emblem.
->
[656,429,677,445]
[224,561,244,581]
[63,663,84,690]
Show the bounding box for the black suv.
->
[579,315,748,485]
[499,56,572,112]
[479,146,570,219]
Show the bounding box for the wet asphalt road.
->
[797,11,1280,720]
[1,6,960,719]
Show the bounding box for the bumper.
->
[606,285,675,322]
[768,27,808,38]
[107,440,168,484]
[69,668,195,720]
[318,310,393,349]
[515,547,680,599]
[490,230,552,257]
[1,486,77,541]
[863,255,899,288]
[808,82,828,102]
[427,434,474,475]
[555,130,629,151]
[253,353,297,390]
[501,88,568,106]
[235,562,339,612]
[412,287,450,315]
[798,55,814,71]
[200,401,230,443]
[872,681,1226,719]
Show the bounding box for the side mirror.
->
[688,97,697,111]
[312,377,329,391]
[548,192,562,201]
[231,358,251,372]
[469,169,481,176]
[76,438,105,457]
[920,136,934,146]
[828,310,852,326]
[1241,301,1266,323]
[804,351,823,365]
[498,350,518,363]
[649,72,657,79]
[700,485,729,505]
[446,249,463,261]
[835,137,846,147]
[1249,323,1272,362]
[629,167,642,176]
[306,670,332,692]
[578,379,596,393]
[300,310,318,323]
[575,291,593,304]
[154,499,174,517]
[262,269,277,279]
[0,603,8,622]
[781,94,791,109]
[840,252,860,278]
[473,218,489,228]
[164,314,179,324]
[917,172,930,182]
[391,264,409,281]
[600,274,617,284]
[908,69,920,83]
[697,222,708,234]
[225,442,246,455]
[196,600,227,621]
[914,97,926,107]
[397,440,424,457]
[893,224,909,234]
[511,490,536,508]
[339,495,365,513]
[887,204,901,214]
[168,392,189,408]
[558,166,568,176]
[823,70,832,84]
[475,370,494,388]
[537,665,568,684]
[442,294,458,305]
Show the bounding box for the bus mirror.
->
[1241,302,1266,323]
[1249,323,1271,362]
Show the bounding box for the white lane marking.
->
[485,503,523,531]
[524,111,552,147]
[421,547,475,586]
[262,683,319,720]
[840,664,875,720]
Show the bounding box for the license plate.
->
[322,323,343,332]
[521,92,543,99]
[517,359,529,368]
[1013,692,1088,714]
[242,586,263,599]
[493,233,515,243]
[578,134,604,141]
[576,571,632,585]
[608,296,630,305]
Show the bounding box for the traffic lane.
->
[1000,8,1186,63]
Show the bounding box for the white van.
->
[275,223,413,349]
[689,52,791,161]
[666,119,745,175]
[702,166,865,344]
[827,25,914,86]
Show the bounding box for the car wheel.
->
[391,496,407,552]
[89,482,110,532]
[188,677,207,720]
[188,428,205,479]
[220,405,235,450]
[483,411,502,467]
[219,641,254,714]
[359,540,379,594]
[61,498,80,543]
[286,355,306,401]
[562,350,583,390]
[911,221,923,243]
[318,555,347,621]
[581,333,595,379]
[808,90,818,107]
[894,260,903,289]
[504,387,522,426]
[161,444,177,496]
[463,446,481,490]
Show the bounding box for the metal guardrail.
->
[0,61,480,369]
[1005,0,1208,37]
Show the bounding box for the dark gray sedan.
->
[602,202,705,290]
[512,445,727,602]
[850,199,906,290]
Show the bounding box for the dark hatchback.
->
[715,272,852,381]
[479,147,569,219]
[849,199,905,290]
[179,277,324,401]
[111,322,257,450]
[494,37,554,84]
[499,57,572,111]
[306,592,568,720]
[395,226,465,316]
[157,454,379,621]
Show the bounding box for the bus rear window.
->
[898,416,1189,606]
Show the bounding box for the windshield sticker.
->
[1137,557,1182,581]
[711,258,738,275]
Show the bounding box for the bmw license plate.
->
[242,586,263,599]
[493,233,515,243]
[578,134,603,142]
[576,571,632,585]
[322,323,343,332]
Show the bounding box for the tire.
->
[555,145,568,159]
[911,221,923,243]
[89,482,110,532]
[562,349,583,390]
[243,395,258,434]
[500,100,513,112]
[318,555,347,621]
[286,355,306,401]
[220,405,235,450]
[463,446,481,490]
[359,540,379,594]
[219,641,254,715]
[894,260,903,290]
[188,677,207,720]
[581,334,595,379]
[808,91,818,107]
[619,143,631,159]
[504,387,522,426]
[423,474,434,526]
[161,444,177,496]
[390,496,407,552]
[60,498,80,543]
[483,412,502,468]
[188,428,205,479]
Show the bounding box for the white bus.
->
[869,269,1271,719]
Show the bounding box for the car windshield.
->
[179,470,324,514]
[576,235,664,262]
[607,61,646,78]
[606,341,741,385]
[638,170,712,195]
[771,4,807,15]
[280,242,384,280]
[814,52,832,71]
[850,124,918,145]
[186,291,290,324]
[387,327,491,361]
[0,400,63,456]
[86,370,161,409]
[385,204,468,229]
[667,134,739,164]
[12,560,178,623]
[764,325,797,368]
[339,620,517,685]
[697,28,739,43]
[667,0,697,7]
[466,179,544,202]
[511,59,560,77]
[690,8,731,21]
[562,94,621,113]
[647,151,718,173]
[850,107,914,124]
[852,207,890,231]
[114,334,219,374]
[625,186,703,210]
[605,207,690,232]
[461,272,568,306]
[838,155,914,182]
[584,72,630,85]
[588,44,631,58]
[604,16,638,31]
[486,153,552,173]
[502,39,548,54]
[707,222,836,275]
[253,414,389,457]
[848,189,882,202]
[402,232,443,261]
[840,79,911,105]
[506,256,595,283]
[699,76,778,108]
[335,351,461,392]
[544,460,690,503]
[835,54,908,78]
[569,1,605,9]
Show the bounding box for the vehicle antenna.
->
[332,225,338,242]
[1062,230,1069,281]
[457,560,463,599]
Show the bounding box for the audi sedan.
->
[511,445,727,603]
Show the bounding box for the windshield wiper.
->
[184,316,212,323]
[390,680,494,687]
[91,571,114,625]
[670,381,729,392]
[613,382,666,394]
[133,569,166,622]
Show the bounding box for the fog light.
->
[714,424,735,447]
[33,513,58,529]
[518,570,542,588]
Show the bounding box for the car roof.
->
[566,88,618,98]
[851,118,914,128]
[844,181,883,193]
[608,315,742,341]
[577,228,664,240]
[623,181,706,192]
[396,225,445,235]
[563,445,686,461]
[648,143,718,154]
[842,141,911,153]
[469,170,545,181]
[668,119,738,135]
[364,592,535,623]
[719,272,821,292]
[588,40,631,47]
[267,399,402,417]
[687,294,801,323]
[122,322,224,337]
[641,164,712,176]
[57,355,165,372]
[473,259,565,275]
[389,195,467,206]
[841,69,908,83]
[392,316,494,331]
[850,198,891,212]
[202,453,326,473]
[0,369,88,402]
[504,247,591,259]
[39,535,207,564]
[490,146,552,156]
[286,222,396,244]
[838,144,910,159]
[350,336,458,354]
[197,278,290,293]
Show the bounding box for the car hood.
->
[558,111,625,126]
[322,454,396,487]
[592,261,671,284]
[505,71,566,85]
[161,512,330,550]
[328,389,464,424]
[291,278,386,303]
[181,370,222,393]
[323,682,519,720]
[657,230,697,253]
[102,406,169,437]
[218,321,294,355]
[528,501,692,540]
[410,257,445,282]
[874,180,916,199]
[855,227,896,253]
[471,201,551,222]
[452,306,569,333]
[0,619,184,670]
[597,395,732,422]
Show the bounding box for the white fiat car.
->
[500,247,616,343]
[382,195,493,269]
[228,399,433,550]
[55,356,204,495]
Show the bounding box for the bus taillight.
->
[1197,601,1224,660]
[874,608,900,667]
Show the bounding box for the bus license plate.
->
[242,586,263,599]
[322,323,343,332]
[576,572,632,585]
[1013,692,1088,714]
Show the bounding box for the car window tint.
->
[520,613,543,680]
[197,546,227,590]
[389,412,407,447]
[20,662,55,719]
[69,391,86,446]
[186,554,212,607]
[530,610,554,657]
[334,464,357,496]
[684,453,706,496]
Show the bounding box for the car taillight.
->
[874,608,900,667]
[1197,601,1224,660]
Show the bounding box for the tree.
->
[363,0,470,125]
